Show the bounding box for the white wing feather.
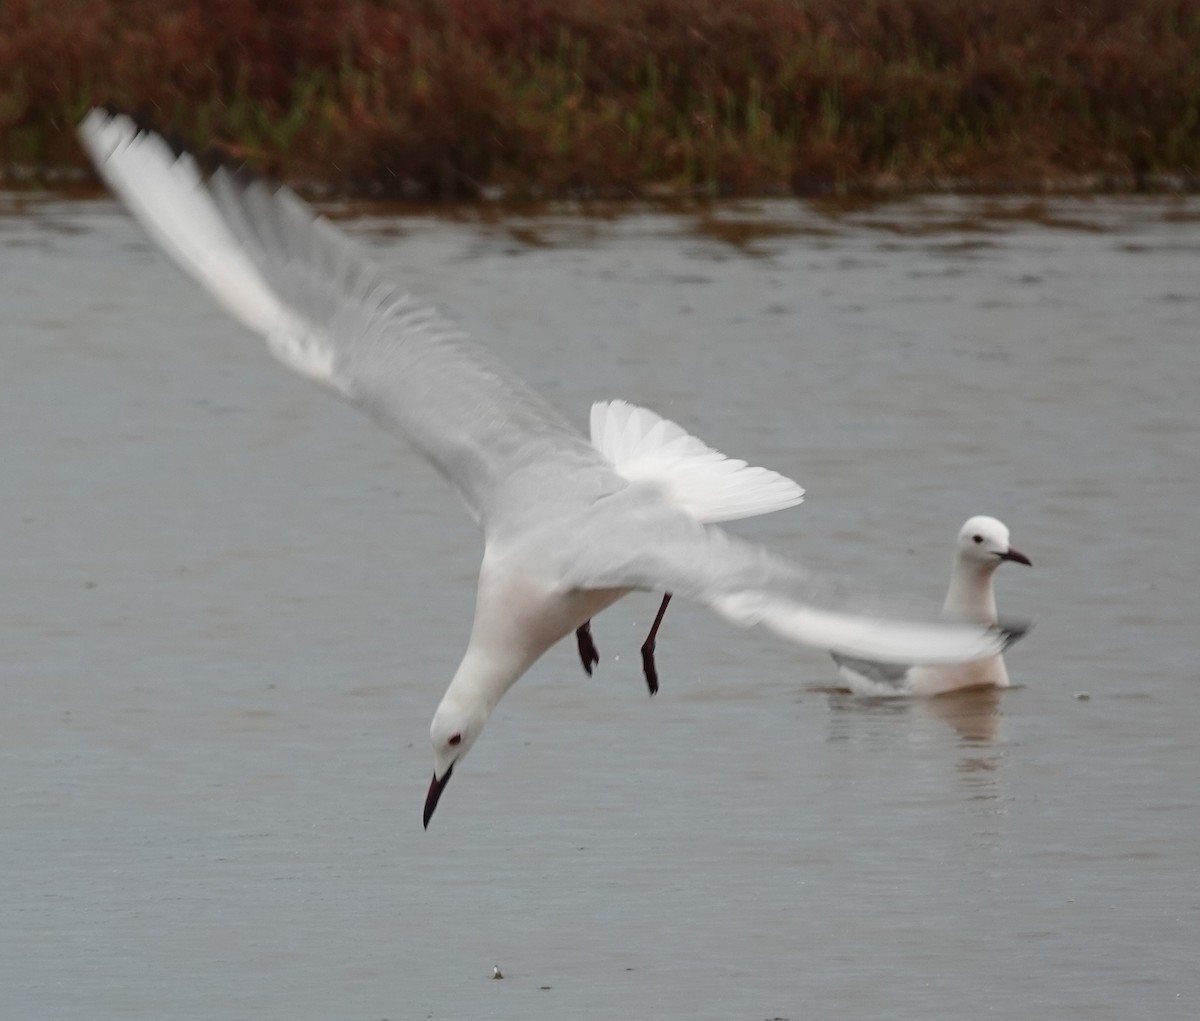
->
[78,110,300,348]
[78,109,602,527]
[590,399,804,523]
[556,495,1018,665]
[710,591,1010,664]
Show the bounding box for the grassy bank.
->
[4,0,1200,199]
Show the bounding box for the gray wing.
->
[829,653,913,690]
[77,109,604,529]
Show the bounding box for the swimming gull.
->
[78,109,1024,827]
[832,516,1031,696]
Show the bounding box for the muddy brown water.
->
[2,195,1197,1019]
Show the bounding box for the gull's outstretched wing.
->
[78,109,604,529]
[554,491,1021,664]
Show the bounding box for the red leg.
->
[640,593,672,696]
[576,621,599,676]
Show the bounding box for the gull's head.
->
[424,696,489,829]
[957,516,1032,571]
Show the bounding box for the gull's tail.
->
[590,399,803,523]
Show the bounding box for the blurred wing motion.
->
[78,108,597,528]
[79,108,1021,668]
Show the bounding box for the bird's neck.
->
[942,562,998,623]
[443,643,529,717]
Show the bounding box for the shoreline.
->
[6,167,1200,206]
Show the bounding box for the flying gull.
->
[78,110,1023,827]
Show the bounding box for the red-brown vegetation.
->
[3,0,1199,198]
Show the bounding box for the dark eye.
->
[972,535,983,544]
[448,733,462,746]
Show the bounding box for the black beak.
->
[423,764,453,829]
[1000,547,1032,566]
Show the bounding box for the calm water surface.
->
[2,195,1197,1019]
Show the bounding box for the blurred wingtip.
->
[78,105,259,182]
[995,617,1033,651]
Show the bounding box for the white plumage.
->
[590,399,804,523]
[79,109,1023,826]
[833,516,1032,696]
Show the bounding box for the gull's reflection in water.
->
[922,685,1004,744]
[819,684,1009,791]
[931,688,1007,806]
[819,685,1005,741]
